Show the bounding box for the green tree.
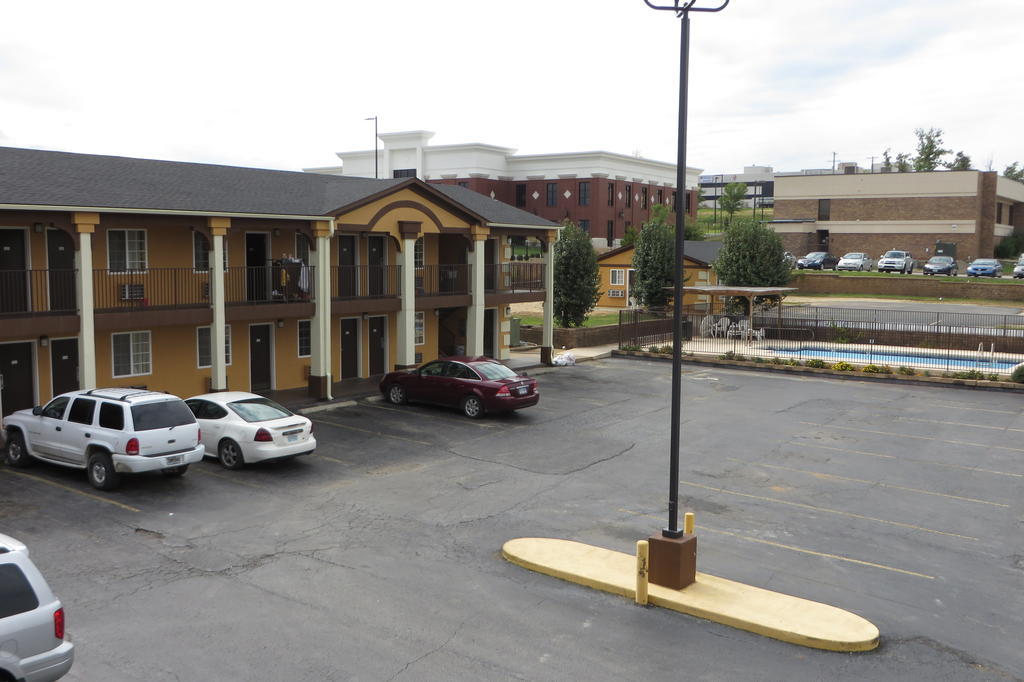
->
[913,127,951,171]
[714,220,790,288]
[621,223,639,248]
[552,220,601,327]
[944,151,972,171]
[895,152,912,172]
[717,182,747,223]
[631,204,675,308]
[881,148,893,172]
[1004,162,1024,182]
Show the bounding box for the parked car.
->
[1013,256,1024,279]
[380,357,539,419]
[3,388,203,490]
[0,534,74,682]
[877,250,915,273]
[966,258,1002,278]
[922,256,958,276]
[836,252,873,271]
[795,252,839,270]
[184,392,315,469]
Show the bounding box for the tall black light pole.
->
[644,0,729,539]
[365,116,379,179]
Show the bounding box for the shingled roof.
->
[0,146,556,229]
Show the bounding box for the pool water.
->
[767,347,1017,371]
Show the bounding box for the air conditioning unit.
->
[120,283,145,301]
[608,290,625,298]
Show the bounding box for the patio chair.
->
[711,318,731,338]
[727,319,748,339]
[699,316,713,338]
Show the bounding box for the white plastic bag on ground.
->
[553,352,577,366]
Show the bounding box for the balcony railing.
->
[331,265,400,300]
[0,269,77,315]
[225,264,314,305]
[417,264,470,296]
[94,268,210,312]
[485,262,545,293]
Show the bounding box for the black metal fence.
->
[619,305,1024,373]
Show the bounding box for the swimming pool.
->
[767,347,1018,371]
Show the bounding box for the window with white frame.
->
[610,269,625,286]
[112,331,151,377]
[108,230,147,271]
[608,290,625,298]
[415,311,425,345]
[298,320,311,357]
[414,237,424,269]
[196,326,232,368]
[192,233,229,271]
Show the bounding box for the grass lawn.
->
[516,312,620,328]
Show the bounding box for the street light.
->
[365,116,379,179]
[643,0,730,541]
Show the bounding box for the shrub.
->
[786,359,801,366]
[831,361,855,371]
[923,370,932,377]
[771,357,784,364]
[862,364,884,373]
[647,346,662,354]
[952,369,985,380]
[898,366,916,376]
[1011,365,1024,383]
[805,359,827,368]
[987,373,1000,382]
[752,356,765,363]
[720,351,746,361]
[621,344,641,352]
[661,345,674,354]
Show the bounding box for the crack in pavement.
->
[387,620,465,681]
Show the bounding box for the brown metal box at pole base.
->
[647,533,696,589]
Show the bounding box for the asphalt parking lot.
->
[2,358,1022,680]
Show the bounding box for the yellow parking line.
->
[619,509,934,579]
[737,459,1009,508]
[788,441,1023,479]
[310,417,431,446]
[799,421,1024,454]
[0,469,139,512]
[676,479,977,541]
[879,414,1024,433]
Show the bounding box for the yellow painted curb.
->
[502,537,879,652]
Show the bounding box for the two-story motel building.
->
[0,146,557,415]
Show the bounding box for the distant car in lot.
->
[877,250,915,273]
[836,252,873,271]
[1013,256,1024,279]
[0,533,74,682]
[966,258,1002,278]
[380,357,539,419]
[185,392,315,469]
[3,388,203,490]
[922,256,958,276]
[795,252,839,270]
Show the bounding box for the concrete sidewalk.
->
[505,343,618,371]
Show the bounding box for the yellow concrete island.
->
[502,537,879,652]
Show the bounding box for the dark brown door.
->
[249,324,272,391]
[246,233,269,302]
[368,316,386,375]
[50,338,79,396]
[367,236,385,296]
[340,318,359,379]
[338,235,356,297]
[47,230,76,312]
[0,342,34,417]
[0,230,28,314]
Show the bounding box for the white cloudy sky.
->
[3,0,1021,176]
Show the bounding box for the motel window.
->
[393,168,417,178]
[607,182,615,206]
[657,189,663,205]
[298,320,311,358]
[817,199,831,221]
[415,311,425,346]
[108,229,147,272]
[546,182,557,207]
[515,184,527,207]
[112,331,151,377]
[579,181,590,206]
[196,326,232,368]
[625,185,632,208]
[192,232,228,272]
[641,187,648,210]
[610,269,625,286]
[414,237,424,269]
[579,219,590,234]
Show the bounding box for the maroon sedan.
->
[379,356,539,418]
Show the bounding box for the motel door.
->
[249,325,272,391]
[340,318,359,379]
[367,316,386,376]
[0,230,28,314]
[0,342,34,418]
[367,236,385,296]
[50,338,79,397]
[47,229,76,311]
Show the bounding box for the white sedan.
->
[184,392,316,469]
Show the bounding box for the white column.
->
[542,237,555,364]
[465,236,486,357]
[396,237,417,367]
[210,230,227,391]
[74,227,96,389]
[311,229,333,398]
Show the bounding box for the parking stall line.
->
[0,469,140,512]
[869,414,1024,433]
[798,421,1024,454]
[619,509,934,580]
[787,441,1023,480]
[310,416,432,446]
[733,459,1009,508]
[308,452,354,466]
[676,479,977,541]
[923,401,1019,416]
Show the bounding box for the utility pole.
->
[832,151,837,173]
[869,156,876,173]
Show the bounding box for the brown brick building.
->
[772,171,1024,262]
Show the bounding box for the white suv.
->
[3,388,204,490]
[877,250,915,273]
[0,534,74,681]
